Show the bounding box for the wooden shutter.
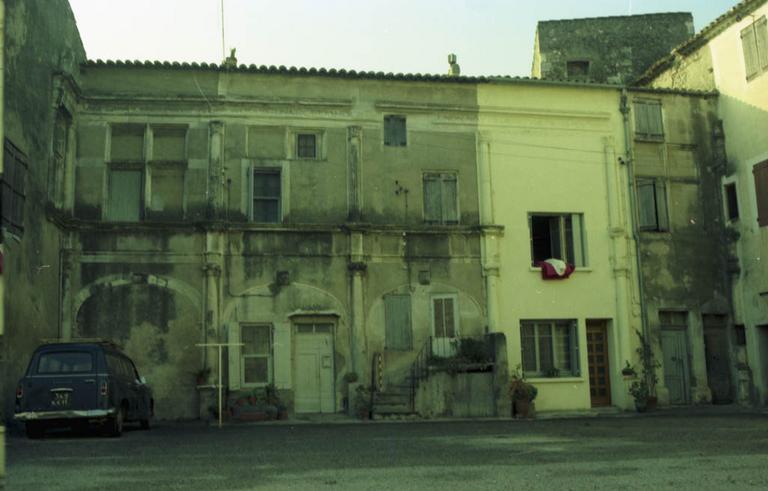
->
[441,174,458,223]
[647,103,664,137]
[384,294,412,350]
[227,323,242,390]
[569,322,580,376]
[107,169,142,221]
[655,179,669,231]
[754,160,768,227]
[637,179,659,230]
[742,25,759,78]
[756,17,768,71]
[423,175,441,222]
[634,103,650,136]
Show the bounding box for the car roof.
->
[35,341,124,353]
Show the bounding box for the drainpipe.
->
[620,89,650,353]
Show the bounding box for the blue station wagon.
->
[14,342,153,438]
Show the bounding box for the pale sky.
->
[69,0,739,77]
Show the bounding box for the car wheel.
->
[25,422,45,439]
[107,407,125,437]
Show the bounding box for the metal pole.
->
[218,345,223,428]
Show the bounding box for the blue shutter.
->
[384,294,412,350]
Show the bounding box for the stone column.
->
[347,126,363,221]
[348,230,366,374]
[209,121,224,219]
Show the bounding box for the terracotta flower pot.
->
[513,399,532,419]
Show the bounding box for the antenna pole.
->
[220,0,226,60]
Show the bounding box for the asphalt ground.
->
[4,410,768,490]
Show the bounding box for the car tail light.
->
[16,385,23,399]
[100,381,108,396]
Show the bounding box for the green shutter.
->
[424,175,441,222]
[637,179,657,229]
[742,25,759,78]
[569,322,580,377]
[442,175,458,223]
[655,179,669,231]
[756,17,768,71]
[384,295,412,350]
[227,323,242,390]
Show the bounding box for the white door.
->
[431,295,459,358]
[294,324,335,413]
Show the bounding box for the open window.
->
[528,213,586,267]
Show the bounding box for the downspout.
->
[620,89,650,352]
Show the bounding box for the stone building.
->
[533,13,694,83]
[637,0,768,405]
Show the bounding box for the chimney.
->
[447,53,461,76]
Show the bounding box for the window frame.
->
[724,181,740,222]
[636,177,670,232]
[430,294,459,338]
[250,167,283,224]
[383,115,407,147]
[2,139,28,237]
[294,131,324,160]
[754,160,768,227]
[240,323,273,387]
[520,319,580,378]
[633,100,665,141]
[566,60,590,79]
[528,213,587,267]
[423,172,459,225]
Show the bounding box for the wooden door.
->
[661,329,690,404]
[587,320,611,407]
[703,315,733,404]
[294,324,335,413]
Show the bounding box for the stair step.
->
[373,404,414,415]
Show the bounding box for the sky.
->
[68,0,740,77]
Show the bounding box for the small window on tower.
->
[566,60,590,79]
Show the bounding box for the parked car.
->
[14,341,153,438]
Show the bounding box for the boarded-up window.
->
[529,213,587,266]
[296,133,317,159]
[637,178,669,231]
[741,16,768,80]
[424,173,458,224]
[432,295,457,338]
[521,320,579,377]
[2,139,28,236]
[384,115,407,147]
[384,294,412,350]
[149,165,185,220]
[107,169,143,221]
[110,124,144,161]
[252,169,281,223]
[242,324,272,385]
[754,160,768,227]
[634,101,664,139]
[152,126,186,161]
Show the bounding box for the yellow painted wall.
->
[478,83,639,411]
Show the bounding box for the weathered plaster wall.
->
[1,0,85,422]
[534,13,694,83]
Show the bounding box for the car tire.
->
[25,422,45,439]
[107,407,125,437]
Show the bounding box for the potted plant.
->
[353,385,372,420]
[509,370,538,419]
[629,379,650,412]
[629,330,660,412]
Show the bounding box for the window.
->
[528,213,587,266]
[432,295,458,338]
[296,133,317,159]
[636,178,669,231]
[741,16,768,80]
[37,352,94,374]
[252,169,281,223]
[424,173,458,224]
[384,115,407,147]
[754,160,768,227]
[2,139,28,236]
[521,320,579,377]
[384,294,412,350]
[634,101,664,139]
[241,324,272,386]
[566,60,590,79]
[110,124,144,162]
[724,182,739,221]
[107,169,143,222]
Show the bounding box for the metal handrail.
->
[370,352,383,416]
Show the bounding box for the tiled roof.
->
[537,11,692,25]
[636,0,764,84]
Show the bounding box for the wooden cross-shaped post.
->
[196,342,243,428]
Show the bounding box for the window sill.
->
[526,376,584,384]
[291,157,327,162]
[528,267,592,273]
[634,135,665,143]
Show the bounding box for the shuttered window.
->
[637,178,669,231]
[754,160,768,227]
[242,324,273,386]
[634,101,664,139]
[107,169,143,222]
[423,173,459,224]
[432,295,458,338]
[384,115,407,147]
[1,139,27,236]
[742,16,768,80]
[521,320,579,377]
[384,294,412,351]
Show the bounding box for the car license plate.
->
[51,390,71,408]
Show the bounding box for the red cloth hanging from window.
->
[540,258,575,280]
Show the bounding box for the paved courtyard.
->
[4,411,768,490]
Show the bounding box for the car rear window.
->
[37,351,94,374]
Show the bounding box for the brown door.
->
[587,320,611,407]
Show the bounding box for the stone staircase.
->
[371,383,415,418]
